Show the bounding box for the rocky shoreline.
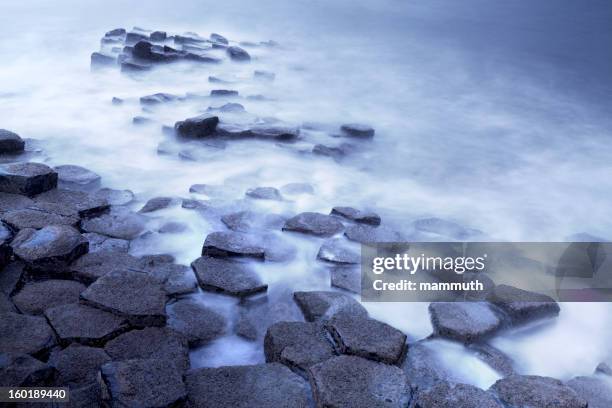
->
[1,26,611,408]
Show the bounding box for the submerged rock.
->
[309,355,411,408]
[166,298,226,346]
[488,284,560,325]
[340,123,375,138]
[226,46,251,61]
[330,265,361,294]
[254,70,275,81]
[186,363,309,408]
[429,302,503,343]
[401,340,455,391]
[211,89,239,97]
[490,375,587,408]
[202,231,266,259]
[92,188,134,206]
[0,129,25,154]
[138,196,174,213]
[192,255,267,297]
[280,182,314,195]
[331,206,381,226]
[54,165,101,192]
[317,238,360,264]
[140,92,178,106]
[245,186,282,201]
[414,381,503,408]
[236,294,303,341]
[12,279,86,315]
[468,343,515,377]
[0,162,58,197]
[293,290,368,322]
[0,312,57,356]
[344,224,403,244]
[0,352,54,386]
[90,52,116,68]
[566,375,612,408]
[221,210,286,233]
[175,114,220,138]
[283,212,344,237]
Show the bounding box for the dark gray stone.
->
[226,46,251,61]
[0,192,34,214]
[312,143,355,160]
[90,52,116,68]
[309,355,411,408]
[12,280,86,315]
[317,238,360,264]
[166,298,226,346]
[81,269,167,327]
[34,189,109,218]
[221,211,286,233]
[0,312,56,355]
[211,89,239,97]
[140,93,178,106]
[490,375,587,408]
[125,31,148,45]
[104,327,189,372]
[210,33,228,44]
[49,344,111,387]
[488,284,560,325]
[330,265,361,293]
[414,381,503,408]
[10,226,88,273]
[0,261,24,296]
[566,375,612,408]
[105,28,126,37]
[101,358,187,407]
[401,340,455,391]
[468,343,515,377]
[207,102,245,113]
[133,116,154,126]
[80,211,146,239]
[283,212,344,237]
[45,303,127,346]
[121,59,152,73]
[340,123,375,138]
[344,224,403,244]
[92,188,134,206]
[1,206,80,230]
[111,97,123,105]
[331,206,381,226]
[150,31,167,41]
[175,114,219,138]
[69,251,140,283]
[186,363,309,408]
[245,187,282,201]
[202,231,266,259]
[0,293,15,313]
[0,222,12,269]
[293,291,368,322]
[0,162,58,197]
[248,124,299,142]
[83,233,129,253]
[0,353,53,386]
[54,165,101,192]
[326,315,406,365]
[142,262,198,297]
[429,302,503,343]
[139,196,174,213]
[192,256,267,297]
[0,129,25,154]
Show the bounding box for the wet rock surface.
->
[488,284,560,325]
[490,375,588,408]
[283,212,344,237]
[0,129,25,154]
[413,381,503,408]
[429,302,503,343]
[12,279,86,315]
[54,164,101,191]
[80,210,146,239]
[566,375,612,408]
[331,206,381,226]
[175,114,220,138]
[344,224,403,244]
[186,363,309,408]
[317,238,360,264]
[166,298,226,346]
[330,265,361,293]
[340,123,375,138]
[0,162,58,196]
[294,290,368,322]
[202,231,266,259]
[192,255,267,297]
[246,186,282,201]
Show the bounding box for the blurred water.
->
[1,0,611,387]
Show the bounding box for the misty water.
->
[2,0,612,390]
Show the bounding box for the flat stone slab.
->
[80,211,146,240]
[330,265,361,293]
[331,206,381,226]
[92,188,134,206]
[566,375,612,408]
[69,251,140,283]
[192,256,267,297]
[490,375,587,408]
[81,269,167,327]
[468,343,515,377]
[138,196,174,213]
[186,363,309,408]
[166,298,226,346]
[10,225,88,273]
[326,315,407,365]
[0,352,53,387]
[101,358,187,408]
[0,129,25,154]
[340,123,375,138]
[83,232,129,253]
[0,192,34,215]
[294,290,368,322]
[488,284,560,325]
[0,162,58,197]
[429,302,503,343]
[34,189,109,218]
[264,321,335,374]
[317,238,360,264]
[0,312,57,356]
[309,355,410,408]
[283,212,344,237]
[246,187,282,201]
[414,381,503,408]
[1,206,80,230]
[54,165,101,191]
[45,303,127,346]
[202,231,266,259]
[49,344,111,387]
[344,224,403,244]
[221,211,286,233]
[104,327,190,372]
[12,279,86,315]
[175,114,219,138]
[143,262,198,297]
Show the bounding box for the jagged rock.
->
[0,192,34,214]
[264,321,335,374]
[413,381,503,408]
[81,269,167,327]
[54,165,101,192]
[10,225,88,272]
[49,344,111,387]
[245,187,282,201]
[175,114,219,138]
[248,124,299,142]
[166,298,226,346]
[283,212,344,237]
[280,183,314,195]
[0,162,58,196]
[81,211,146,239]
[132,40,181,63]
[101,358,187,407]
[0,312,56,355]
[92,188,134,205]
[139,196,174,213]
[45,303,127,346]
[69,251,139,282]
[34,189,109,218]
[468,343,515,377]
[309,355,411,408]
[344,224,403,244]
[140,93,178,106]
[12,280,86,315]
[106,28,126,37]
[186,363,309,408]
[83,233,129,253]
[1,206,80,230]
[226,46,250,61]
[192,256,267,297]
[488,284,560,325]
[210,33,228,44]
[566,375,612,408]
[326,315,407,365]
[0,261,24,296]
[202,231,266,259]
[340,123,375,138]
[0,353,54,386]
[104,327,189,372]
[293,291,368,322]
[330,265,361,293]
[0,129,25,154]
[429,302,502,343]
[211,89,239,97]
[331,206,381,226]
[317,238,360,264]
[490,375,587,408]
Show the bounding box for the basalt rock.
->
[340,123,375,138]
[245,187,282,201]
[317,238,360,264]
[211,89,239,97]
[221,211,286,233]
[191,255,267,297]
[92,188,134,206]
[48,344,111,387]
[175,114,220,138]
[83,233,129,253]
[143,262,198,297]
[468,343,515,377]
[140,92,178,106]
[330,265,361,293]
[344,224,403,244]
[138,196,174,213]
[566,375,612,408]
[429,302,503,343]
[0,261,24,296]
[0,294,15,313]
[0,222,12,269]
[34,189,109,218]
[12,280,86,315]
[210,33,228,44]
[54,165,101,192]
[0,352,54,387]
[0,129,25,154]
[69,251,139,283]
[331,206,381,226]
[293,290,368,322]
[402,340,455,391]
[80,211,146,240]
[413,381,503,408]
[1,206,80,230]
[0,312,57,356]
[490,375,587,408]
[0,162,58,197]
[0,192,34,214]
[283,212,344,237]
[488,284,560,325]
[90,52,116,68]
[166,298,226,346]
[202,231,266,259]
[149,31,167,41]
[226,46,251,61]
[207,102,246,113]
[236,294,303,341]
